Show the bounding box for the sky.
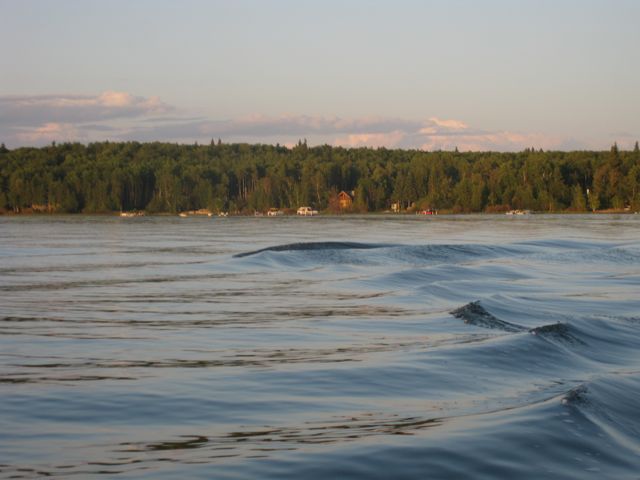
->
[1,0,639,151]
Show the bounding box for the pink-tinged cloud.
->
[0,91,172,127]
[1,91,631,150]
[427,117,468,130]
[419,131,566,152]
[15,123,81,143]
[215,114,419,137]
[98,91,136,107]
[333,131,407,148]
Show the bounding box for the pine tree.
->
[611,142,619,155]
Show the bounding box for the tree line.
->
[0,140,639,214]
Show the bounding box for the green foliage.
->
[0,141,638,214]
[570,185,587,211]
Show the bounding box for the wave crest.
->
[234,241,384,258]
[450,301,525,333]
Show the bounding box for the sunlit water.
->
[1,215,639,479]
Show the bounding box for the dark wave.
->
[233,241,386,258]
[561,384,588,405]
[450,301,526,333]
[450,301,587,348]
[529,322,575,339]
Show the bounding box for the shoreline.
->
[1,209,637,217]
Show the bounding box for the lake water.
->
[1,215,639,479]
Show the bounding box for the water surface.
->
[1,215,639,479]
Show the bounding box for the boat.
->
[193,208,213,216]
[119,211,144,217]
[267,208,284,217]
[179,212,188,217]
[297,206,318,216]
[417,209,436,215]
[506,209,531,215]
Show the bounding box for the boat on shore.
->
[267,208,284,217]
[178,209,214,217]
[297,206,318,216]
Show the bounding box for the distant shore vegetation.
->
[0,140,639,215]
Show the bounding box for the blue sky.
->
[1,0,639,150]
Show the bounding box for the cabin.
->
[338,191,353,210]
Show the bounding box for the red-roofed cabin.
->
[338,191,353,210]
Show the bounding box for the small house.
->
[338,191,353,210]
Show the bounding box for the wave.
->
[235,239,640,264]
[403,244,521,262]
[450,301,586,348]
[450,301,526,333]
[17,374,635,479]
[233,241,386,258]
[233,242,528,272]
[528,322,580,343]
[561,384,588,405]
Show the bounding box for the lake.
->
[1,214,639,479]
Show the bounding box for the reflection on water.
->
[1,215,639,479]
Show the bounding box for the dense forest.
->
[0,140,639,214]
